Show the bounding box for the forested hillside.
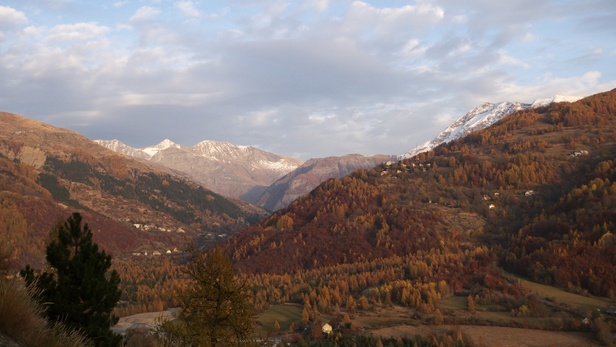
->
[0,112,267,270]
[222,89,616,313]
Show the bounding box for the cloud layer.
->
[1,1,615,159]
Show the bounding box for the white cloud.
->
[175,1,201,17]
[308,113,335,124]
[498,50,529,68]
[345,1,444,33]
[129,6,161,22]
[0,6,28,29]
[400,39,422,57]
[46,22,110,42]
[310,0,330,12]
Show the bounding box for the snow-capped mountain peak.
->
[95,137,304,201]
[401,94,585,159]
[192,140,251,160]
[94,139,151,159]
[530,95,584,108]
[142,139,180,157]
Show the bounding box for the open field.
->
[372,324,600,347]
[509,274,614,312]
[256,303,303,334]
[352,305,420,329]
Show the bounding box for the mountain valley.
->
[1,90,615,345]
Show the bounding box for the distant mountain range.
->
[94,139,303,204]
[96,95,584,212]
[401,95,583,159]
[95,140,396,211]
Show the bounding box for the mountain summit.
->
[401,95,584,159]
[95,139,303,202]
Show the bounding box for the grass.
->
[256,303,303,334]
[438,295,467,311]
[508,274,613,312]
[0,278,91,347]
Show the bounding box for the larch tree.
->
[167,246,255,346]
[21,212,122,347]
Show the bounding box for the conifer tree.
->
[169,246,255,346]
[21,212,121,347]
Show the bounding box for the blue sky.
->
[1,0,615,160]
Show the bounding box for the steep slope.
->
[95,139,303,203]
[257,154,396,211]
[222,89,616,297]
[401,95,583,159]
[0,112,267,269]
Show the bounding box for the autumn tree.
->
[168,247,255,346]
[21,212,122,347]
[433,308,444,325]
[467,294,476,313]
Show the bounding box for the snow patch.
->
[142,139,180,157]
[401,94,586,159]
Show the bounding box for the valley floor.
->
[372,324,599,347]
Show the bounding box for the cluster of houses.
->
[569,149,589,158]
[131,248,180,257]
[381,160,432,176]
[132,223,185,233]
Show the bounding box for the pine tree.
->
[21,212,121,347]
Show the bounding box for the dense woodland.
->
[219,89,616,309]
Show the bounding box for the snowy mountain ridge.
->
[400,95,584,159]
[94,139,304,201]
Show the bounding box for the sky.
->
[1,1,615,160]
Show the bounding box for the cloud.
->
[0,6,28,30]
[46,22,110,42]
[175,1,201,17]
[0,1,614,160]
[129,6,161,22]
[340,1,445,52]
[310,0,330,12]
